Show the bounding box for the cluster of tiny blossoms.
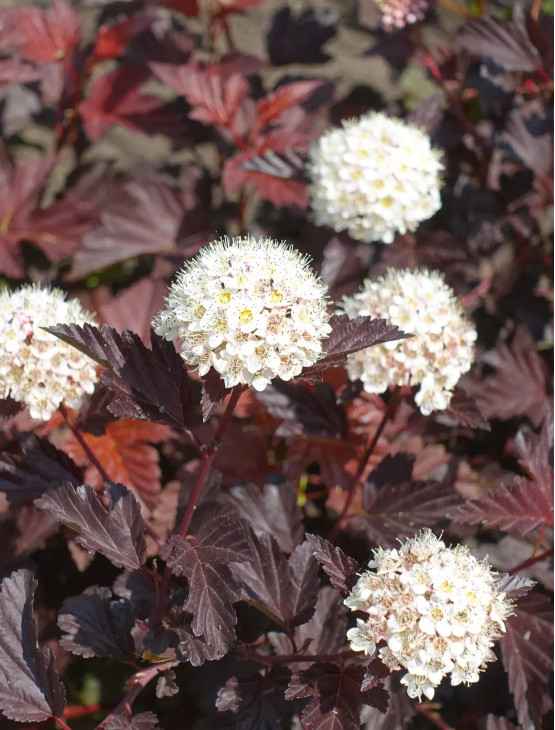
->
[375,0,433,30]
[0,286,98,421]
[308,112,442,244]
[154,236,331,391]
[342,268,476,414]
[345,531,513,700]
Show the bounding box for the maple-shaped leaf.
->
[113,570,156,620]
[468,327,548,427]
[172,625,225,667]
[255,80,322,129]
[303,315,407,376]
[0,0,79,63]
[79,66,165,142]
[150,61,252,140]
[231,534,319,629]
[351,454,461,547]
[456,419,553,536]
[47,323,203,431]
[443,385,490,431]
[499,591,553,727]
[100,710,159,730]
[0,433,81,505]
[161,502,250,657]
[304,534,359,595]
[58,586,135,660]
[286,662,388,730]
[226,481,304,553]
[502,101,553,178]
[457,16,542,72]
[257,381,346,438]
[0,569,65,723]
[64,419,171,505]
[223,147,309,208]
[68,173,204,280]
[35,482,146,570]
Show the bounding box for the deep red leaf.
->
[305,534,359,595]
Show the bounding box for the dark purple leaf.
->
[215,668,294,729]
[352,461,461,547]
[468,327,548,427]
[495,574,535,600]
[35,482,146,570]
[58,586,135,660]
[500,591,553,727]
[113,570,156,620]
[485,716,519,730]
[161,502,250,656]
[443,385,490,431]
[174,626,225,667]
[305,534,359,595]
[100,710,159,730]
[0,397,23,419]
[200,368,229,421]
[304,315,407,376]
[47,323,202,430]
[231,533,319,629]
[0,433,81,505]
[286,662,388,730]
[294,587,348,657]
[361,676,415,730]
[0,569,65,722]
[503,101,553,177]
[257,381,346,438]
[457,17,541,72]
[226,481,304,553]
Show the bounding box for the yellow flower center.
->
[239,308,253,324]
[218,291,232,304]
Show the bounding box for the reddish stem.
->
[150,388,242,626]
[96,661,176,729]
[509,547,553,575]
[59,405,110,484]
[329,389,400,538]
[55,718,73,730]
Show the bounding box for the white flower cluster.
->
[375,0,432,30]
[0,285,98,421]
[345,531,513,700]
[308,112,442,244]
[342,268,476,415]
[154,236,331,391]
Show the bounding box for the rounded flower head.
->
[308,112,442,244]
[342,268,476,415]
[345,531,514,700]
[153,236,331,391]
[375,0,433,30]
[0,285,98,421]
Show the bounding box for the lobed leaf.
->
[457,16,541,72]
[305,534,359,595]
[58,586,136,660]
[35,482,146,570]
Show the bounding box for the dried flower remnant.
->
[153,236,331,391]
[0,285,98,421]
[342,268,476,414]
[375,0,433,31]
[308,112,442,244]
[345,530,514,700]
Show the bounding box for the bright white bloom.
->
[375,0,433,30]
[0,285,98,421]
[308,112,442,244]
[345,531,514,701]
[342,268,476,415]
[154,236,331,391]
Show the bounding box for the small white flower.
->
[308,112,442,244]
[344,530,514,700]
[342,268,477,415]
[0,285,98,421]
[153,236,331,391]
[375,0,433,31]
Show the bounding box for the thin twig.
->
[55,718,73,730]
[242,649,356,667]
[329,389,401,539]
[96,661,176,729]
[509,547,553,575]
[59,405,110,484]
